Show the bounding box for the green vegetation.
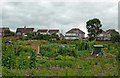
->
[1,39,120,76]
[3,29,16,37]
[24,32,60,41]
[29,50,37,69]
[110,29,120,42]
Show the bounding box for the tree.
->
[51,33,60,40]
[25,32,32,38]
[43,34,52,40]
[86,18,102,41]
[110,30,120,42]
[4,29,16,37]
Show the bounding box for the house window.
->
[78,34,81,36]
[66,33,76,36]
[65,37,69,39]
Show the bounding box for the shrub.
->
[60,40,68,44]
[16,58,30,69]
[65,55,75,61]
[55,55,75,61]
[57,47,77,57]
[29,50,37,69]
[39,45,58,57]
[115,51,120,61]
[37,58,47,64]
[55,55,64,60]
[2,44,16,69]
[65,61,74,67]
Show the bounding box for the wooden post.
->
[38,45,39,54]
[31,44,39,54]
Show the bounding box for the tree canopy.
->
[3,29,16,37]
[86,18,102,41]
[110,30,120,42]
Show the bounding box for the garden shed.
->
[91,45,104,56]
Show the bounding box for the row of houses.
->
[0,26,113,40]
[65,28,113,40]
[16,26,64,40]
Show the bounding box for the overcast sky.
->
[0,0,119,36]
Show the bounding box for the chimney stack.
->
[24,26,26,29]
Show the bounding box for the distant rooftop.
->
[16,26,34,33]
[66,28,85,34]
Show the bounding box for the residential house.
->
[48,29,60,35]
[65,28,85,40]
[0,27,9,37]
[106,29,114,40]
[37,29,63,40]
[37,29,60,35]
[97,30,108,40]
[16,26,34,36]
[37,29,48,34]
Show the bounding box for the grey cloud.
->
[1,2,118,36]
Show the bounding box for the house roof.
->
[101,30,107,34]
[106,29,114,34]
[66,28,85,34]
[0,28,9,33]
[60,33,64,38]
[65,35,78,37]
[97,30,108,37]
[16,26,34,33]
[37,29,48,32]
[48,29,59,33]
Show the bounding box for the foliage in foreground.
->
[2,39,120,76]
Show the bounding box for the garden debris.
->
[105,53,114,58]
[59,45,65,48]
